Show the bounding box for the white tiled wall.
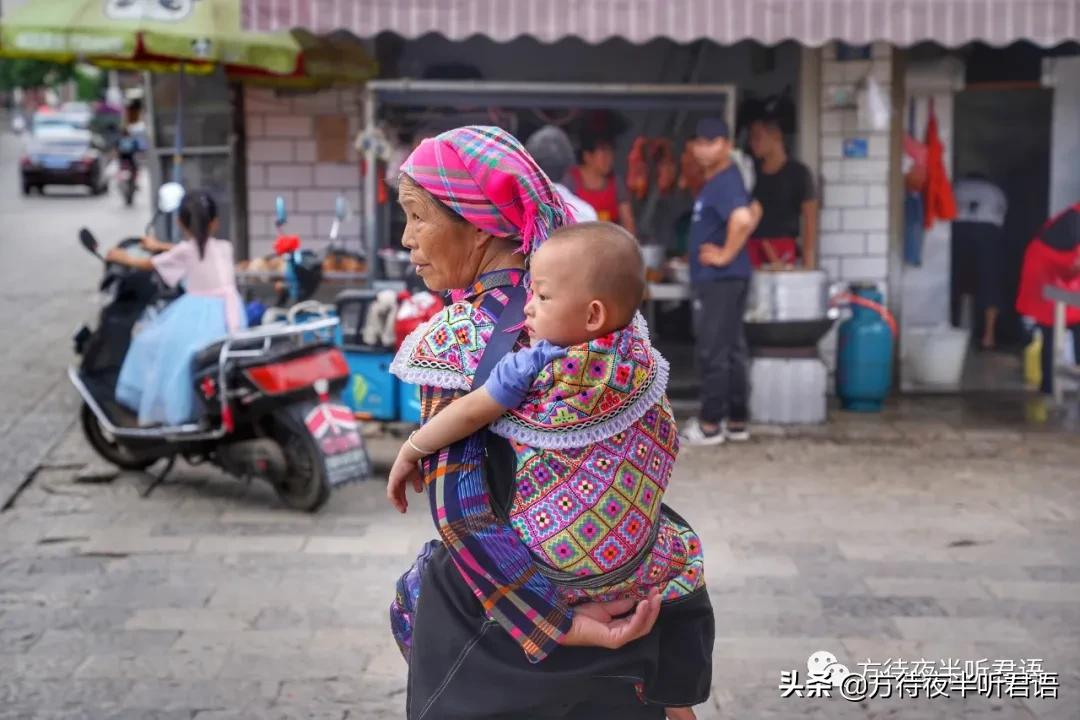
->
[817,43,894,374]
[244,87,363,259]
[817,43,893,287]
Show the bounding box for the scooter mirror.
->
[157,182,185,213]
[79,228,100,256]
[275,197,287,227]
[334,195,348,221]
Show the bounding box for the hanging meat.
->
[678,142,705,197]
[626,136,650,200]
[652,138,677,195]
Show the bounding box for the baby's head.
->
[524,221,645,346]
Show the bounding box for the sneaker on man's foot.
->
[722,419,751,442]
[680,418,725,446]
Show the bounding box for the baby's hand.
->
[666,708,696,720]
[527,339,568,374]
[486,340,567,409]
[387,446,424,513]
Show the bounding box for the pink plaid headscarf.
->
[400,126,571,259]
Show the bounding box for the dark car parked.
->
[20,129,108,196]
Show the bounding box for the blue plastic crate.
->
[397,380,422,425]
[341,347,398,421]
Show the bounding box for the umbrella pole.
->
[172,63,185,184]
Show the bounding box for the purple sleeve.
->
[483,343,555,409]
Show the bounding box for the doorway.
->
[952,87,1052,390]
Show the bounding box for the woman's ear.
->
[585,299,608,333]
[472,225,494,249]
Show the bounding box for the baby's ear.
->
[585,299,608,332]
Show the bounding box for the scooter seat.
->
[191,337,273,374]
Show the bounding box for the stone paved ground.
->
[2,401,1079,720]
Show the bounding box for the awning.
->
[241,0,1080,48]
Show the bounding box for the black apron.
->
[404,285,715,719]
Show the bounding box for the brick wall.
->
[244,86,363,259]
[817,42,894,288]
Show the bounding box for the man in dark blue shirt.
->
[682,117,761,446]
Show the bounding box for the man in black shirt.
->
[747,116,818,269]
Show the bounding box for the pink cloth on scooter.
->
[151,238,244,332]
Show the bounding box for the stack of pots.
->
[743,269,835,349]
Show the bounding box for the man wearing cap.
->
[681,117,762,446]
[525,125,598,223]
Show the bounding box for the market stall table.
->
[1043,284,1080,404]
[644,281,691,338]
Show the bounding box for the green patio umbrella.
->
[0,0,298,73]
[1,0,376,179]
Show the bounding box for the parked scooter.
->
[68,182,370,511]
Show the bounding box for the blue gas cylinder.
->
[836,286,894,412]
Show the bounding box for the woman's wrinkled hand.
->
[386,446,424,513]
[561,589,661,649]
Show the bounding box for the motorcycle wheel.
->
[271,412,331,512]
[80,403,155,471]
[123,185,134,206]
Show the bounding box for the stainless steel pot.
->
[640,244,666,270]
[745,269,829,322]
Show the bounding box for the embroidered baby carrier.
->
[488,314,680,590]
[392,282,698,606]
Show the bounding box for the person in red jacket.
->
[1015,204,1080,393]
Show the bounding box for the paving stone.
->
[1,606,134,634]
[894,618,1035,645]
[120,679,280,711]
[251,605,370,631]
[171,629,314,656]
[0,652,85,679]
[76,651,229,680]
[78,582,216,609]
[0,624,42,653]
[26,629,180,657]
[194,710,347,720]
[124,608,254,632]
[304,534,413,555]
[982,581,1080,603]
[0,679,134,714]
[1024,566,1080,583]
[218,650,362,681]
[863,578,992,600]
[194,535,307,554]
[80,532,195,556]
[821,595,949,619]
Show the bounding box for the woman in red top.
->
[565,133,637,233]
[1015,204,1080,393]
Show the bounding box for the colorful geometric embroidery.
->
[490,316,691,606]
[490,314,671,450]
[390,301,500,390]
[395,293,700,612]
[560,511,707,606]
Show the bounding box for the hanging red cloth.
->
[922,99,956,229]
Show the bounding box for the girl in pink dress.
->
[107,190,245,425]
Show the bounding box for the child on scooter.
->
[107,190,246,426]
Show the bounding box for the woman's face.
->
[582,143,615,176]
[398,177,481,291]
